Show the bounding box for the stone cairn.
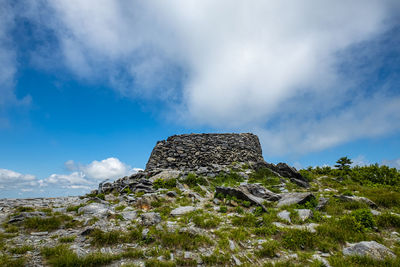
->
[96,133,308,195]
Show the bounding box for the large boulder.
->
[8,211,47,223]
[277,192,315,208]
[140,212,161,226]
[334,195,378,208]
[343,241,396,260]
[266,163,309,188]
[170,206,196,216]
[216,184,280,211]
[78,203,111,218]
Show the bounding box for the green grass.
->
[231,213,257,227]
[24,216,62,232]
[0,254,25,267]
[201,251,231,265]
[59,236,76,243]
[8,245,33,254]
[145,259,176,267]
[114,205,126,212]
[255,240,279,258]
[66,204,85,213]
[89,229,123,246]
[376,212,400,230]
[154,230,213,250]
[192,212,221,229]
[41,245,120,267]
[153,178,177,189]
[328,254,400,267]
[281,229,318,250]
[15,206,35,212]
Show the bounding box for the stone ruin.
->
[97,133,309,195]
[145,133,264,171]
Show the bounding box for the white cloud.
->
[0,158,139,198]
[3,1,400,154]
[80,157,135,180]
[382,158,400,169]
[0,168,37,190]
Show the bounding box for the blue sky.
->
[1,1,399,198]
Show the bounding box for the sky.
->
[0,0,400,198]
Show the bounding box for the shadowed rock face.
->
[145,133,264,171]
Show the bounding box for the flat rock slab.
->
[278,210,291,223]
[343,241,396,260]
[334,195,378,208]
[170,206,196,216]
[215,186,269,211]
[78,203,111,218]
[277,193,315,208]
[121,211,137,221]
[149,170,182,182]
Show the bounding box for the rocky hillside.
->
[1,134,400,267]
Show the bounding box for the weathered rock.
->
[120,211,137,221]
[238,183,281,201]
[141,212,161,226]
[273,222,319,233]
[78,203,111,218]
[215,186,268,211]
[277,193,315,208]
[166,191,178,197]
[264,162,309,188]
[343,241,396,260]
[334,195,378,208]
[149,169,182,182]
[170,206,196,216]
[296,209,313,221]
[278,210,291,223]
[316,197,329,211]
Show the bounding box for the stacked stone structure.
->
[145,133,264,171]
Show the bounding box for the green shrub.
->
[192,213,221,229]
[376,212,400,230]
[145,259,176,267]
[115,205,126,212]
[16,206,35,212]
[90,229,122,246]
[351,209,375,230]
[231,214,257,227]
[66,204,85,213]
[155,230,212,250]
[0,254,25,267]
[281,229,317,250]
[181,173,207,187]
[219,206,228,213]
[153,178,177,189]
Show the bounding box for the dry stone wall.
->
[145,133,264,171]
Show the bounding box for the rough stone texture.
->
[145,133,264,171]
[334,195,378,208]
[78,203,111,218]
[277,193,315,208]
[215,185,278,211]
[278,210,291,223]
[296,209,313,221]
[170,206,196,216]
[149,170,182,182]
[140,212,161,226]
[343,241,396,260]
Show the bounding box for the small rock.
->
[31,231,48,236]
[370,209,381,216]
[80,227,94,236]
[343,241,396,260]
[277,193,315,208]
[78,203,111,218]
[232,255,242,265]
[121,211,137,221]
[170,206,196,216]
[166,191,178,197]
[295,209,313,221]
[334,195,378,208]
[278,210,291,223]
[213,198,221,205]
[316,197,328,210]
[229,240,236,251]
[142,228,150,239]
[141,212,161,226]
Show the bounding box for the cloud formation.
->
[0,158,139,197]
[382,158,400,169]
[4,1,400,154]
